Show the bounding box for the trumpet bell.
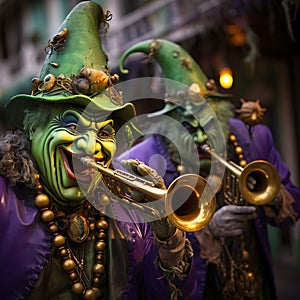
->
[239,160,281,205]
[166,174,216,232]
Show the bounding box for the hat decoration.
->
[235,98,266,125]
[5,1,135,129]
[31,20,119,99]
[119,39,231,115]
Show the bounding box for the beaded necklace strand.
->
[33,176,107,299]
[218,132,257,299]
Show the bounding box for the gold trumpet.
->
[81,157,216,232]
[201,145,281,205]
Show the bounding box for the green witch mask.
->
[29,106,116,207]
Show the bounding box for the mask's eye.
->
[182,121,197,134]
[201,116,216,132]
[61,113,79,133]
[66,123,78,133]
[98,124,115,139]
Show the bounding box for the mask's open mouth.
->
[197,144,211,160]
[195,144,212,178]
[59,147,100,183]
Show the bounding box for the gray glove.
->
[208,205,257,237]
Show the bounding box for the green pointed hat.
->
[5,1,135,129]
[119,39,230,115]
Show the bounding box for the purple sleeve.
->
[140,243,197,299]
[250,124,300,227]
[122,218,197,299]
[0,177,52,299]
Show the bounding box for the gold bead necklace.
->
[33,176,107,299]
[228,133,247,167]
[218,132,257,299]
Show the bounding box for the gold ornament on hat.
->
[45,28,69,54]
[31,65,120,98]
[71,66,119,95]
[188,83,205,104]
[235,98,266,125]
[149,39,161,57]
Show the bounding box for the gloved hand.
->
[121,158,166,189]
[208,205,257,238]
[121,159,192,274]
[121,159,176,240]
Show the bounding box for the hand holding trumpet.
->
[82,156,216,233]
[208,205,257,238]
[121,159,176,240]
[121,159,195,272]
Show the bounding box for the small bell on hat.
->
[5,1,135,130]
[119,38,231,116]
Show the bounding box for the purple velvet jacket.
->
[115,118,300,299]
[0,177,197,298]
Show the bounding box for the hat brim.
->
[5,93,136,130]
[147,103,176,118]
[207,92,232,99]
[147,91,232,118]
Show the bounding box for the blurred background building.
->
[1,0,300,297]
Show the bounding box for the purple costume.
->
[115,118,300,299]
[0,180,197,299]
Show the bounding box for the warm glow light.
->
[219,68,233,89]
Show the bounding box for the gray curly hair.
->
[0,108,50,188]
